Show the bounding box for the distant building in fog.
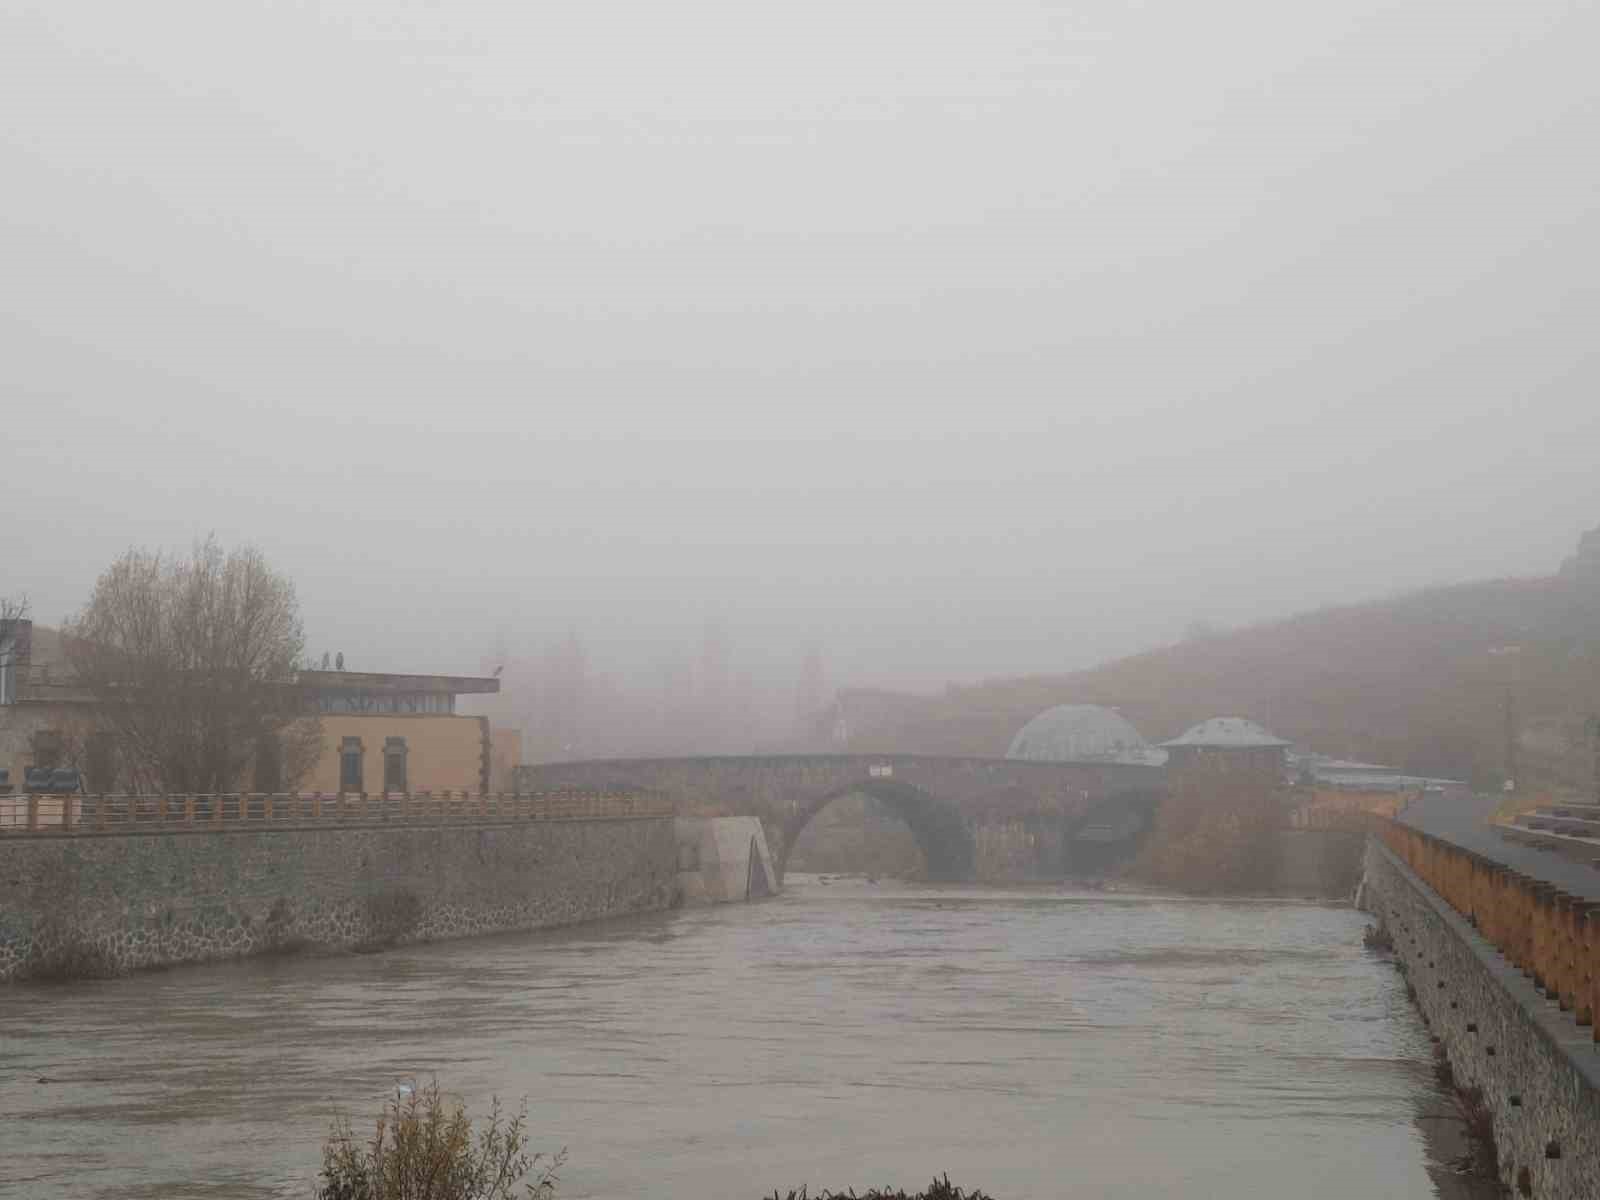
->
[1160,717,1291,778]
[1005,704,1168,766]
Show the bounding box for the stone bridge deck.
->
[517,753,1165,881]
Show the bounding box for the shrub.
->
[1362,923,1394,952]
[315,1078,561,1200]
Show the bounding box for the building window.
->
[383,737,408,793]
[340,737,364,793]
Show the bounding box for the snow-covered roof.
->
[1160,717,1291,750]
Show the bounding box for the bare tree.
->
[0,594,28,707]
[64,538,320,794]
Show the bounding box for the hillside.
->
[832,528,1600,792]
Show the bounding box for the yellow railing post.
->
[1533,886,1554,995]
[1585,906,1600,1039]
[1554,893,1573,1010]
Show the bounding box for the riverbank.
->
[1361,835,1600,1197]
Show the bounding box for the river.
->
[2,875,1494,1199]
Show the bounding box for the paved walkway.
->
[1399,790,1600,903]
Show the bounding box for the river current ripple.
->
[2,875,1495,1198]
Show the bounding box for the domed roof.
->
[1160,717,1290,749]
[1006,705,1166,765]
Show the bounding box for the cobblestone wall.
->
[0,817,677,983]
[1362,839,1600,1198]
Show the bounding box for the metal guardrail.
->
[0,790,673,834]
[1376,817,1599,1044]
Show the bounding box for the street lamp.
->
[1488,645,1524,793]
[1587,714,1600,808]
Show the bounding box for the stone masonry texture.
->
[1363,839,1600,1198]
[0,817,677,983]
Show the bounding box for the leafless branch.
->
[64,537,321,794]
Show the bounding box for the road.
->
[1399,790,1600,902]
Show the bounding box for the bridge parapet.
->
[1365,820,1600,1197]
[517,754,1165,882]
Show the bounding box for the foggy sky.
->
[5,1,1597,696]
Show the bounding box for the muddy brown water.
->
[1,875,1495,1198]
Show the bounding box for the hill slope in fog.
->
[834,528,1600,792]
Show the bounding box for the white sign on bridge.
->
[868,764,894,778]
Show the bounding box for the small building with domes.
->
[1160,716,1291,785]
[1006,704,1168,766]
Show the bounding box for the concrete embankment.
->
[1362,835,1600,1197]
[674,816,779,905]
[0,814,678,983]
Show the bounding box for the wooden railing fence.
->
[0,790,672,834]
[1376,817,1600,1044]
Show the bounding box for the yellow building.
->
[297,669,504,795]
[0,639,507,797]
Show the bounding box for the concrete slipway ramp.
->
[674,817,779,906]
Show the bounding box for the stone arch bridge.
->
[516,755,1166,883]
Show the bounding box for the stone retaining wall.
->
[1362,838,1600,1198]
[0,817,677,983]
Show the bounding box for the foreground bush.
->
[316,1079,562,1200]
[766,1177,992,1200]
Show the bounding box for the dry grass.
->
[316,1078,562,1200]
[765,1178,992,1200]
[1127,777,1281,894]
[1452,1086,1499,1178]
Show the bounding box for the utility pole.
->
[1588,715,1600,808]
[1503,685,1518,792]
[1488,644,1522,794]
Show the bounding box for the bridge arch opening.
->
[777,777,976,883]
[1063,789,1165,875]
[785,791,929,879]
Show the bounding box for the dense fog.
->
[6,1,1597,753]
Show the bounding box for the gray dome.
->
[1006,705,1165,765]
[1160,717,1290,749]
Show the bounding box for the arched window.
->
[383,737,408,793]
[339,737,364,793]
